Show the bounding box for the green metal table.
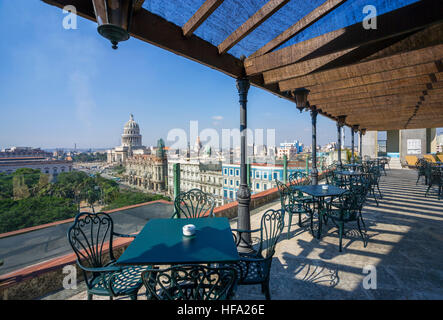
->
[292,185,347,238]
[116,217,240,265]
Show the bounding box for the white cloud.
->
[212,115,223,121]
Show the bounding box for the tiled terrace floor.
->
[45,169,443,300]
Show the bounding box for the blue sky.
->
[0,1,441,150]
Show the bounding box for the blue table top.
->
[116,217,240,265]
[292,184,347,197]
[335,170,365,176]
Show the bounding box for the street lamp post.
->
[337,115,347,167]
[360,128,366,160]
[292,88,318,185]
[236,77,253,253]
[310,106,319,185]
[352,125,359,164]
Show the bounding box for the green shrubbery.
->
[0,170,168,233]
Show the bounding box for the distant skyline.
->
[0,1,441,151]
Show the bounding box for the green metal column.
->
[247,163,251,188]
[306,156,309,175]
[283,154,288,184]
[173,163,180,218]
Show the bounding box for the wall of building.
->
[386,130,400,154]
[361,131,378,158]
[399,129,427,161]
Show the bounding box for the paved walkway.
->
[45,169,443,300]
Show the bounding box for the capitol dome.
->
[121,114,142,147]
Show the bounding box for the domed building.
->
[121,114,142,147]
[107,114,168,192]
[107,114,147,164]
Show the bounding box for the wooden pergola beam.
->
[310,87,430,105]
[250,0,347,59]
[217,0,290,55]
[278,45,443,90]
[182,0,224,37]
[245,0,443,76]
[309,77,441,100]
[315,94,426,110]
[323,102,443,116]
[365,119,443,130]
[263,47,358,84]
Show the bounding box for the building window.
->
[224,168,227,175]
[264,183,267,190]
[224,190,227,198]
[255,171,260,179]
[229,169,233,176]
[235,169,239,176]
[230,180,233,186]
[236,180,239,186]
[229,191,233,199]
[273,172,278,180]
[256,183,260,190]
[263,172,268,180]
[224,179,227,185]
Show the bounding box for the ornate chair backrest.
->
[324,170,336,185]
[173,188,216,218]
[67,212,115,270]
[258,209,285,259]
[336,191,359,220]
[288,171,308,186]
[141,264,237,300]
[275,179,290,210]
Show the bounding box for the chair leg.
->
[263,281,271,300]
[317,213,323,239]
[87,293,93,300]
[371,189,379,206]
[109,296,113,300]
[130,294,138,300]
[298,212,302,227]
[425,184,432,197]
[357,217,366,247]
[377,185,382,199]
[338,222,344,252]
[287,213,293,239]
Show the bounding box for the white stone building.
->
[107,114,148,164]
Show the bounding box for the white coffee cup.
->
[322,185,329,191]
[182,224,196,236]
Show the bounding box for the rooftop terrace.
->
[39,168,442,300]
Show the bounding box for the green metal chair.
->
[67,212,150,300]
[425,167,442,200]
[230,209,285,300]
[320,189,367,252]
[172,188,216,218]
[416,158,428,185]
[141,264,237,300]
[276,179,311,238]
[288,171,310,185]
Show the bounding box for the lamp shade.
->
[293,88,310,113]
[337,115,347,126]
[92,0,135,49]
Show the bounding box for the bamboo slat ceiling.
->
[42,0,443,131]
